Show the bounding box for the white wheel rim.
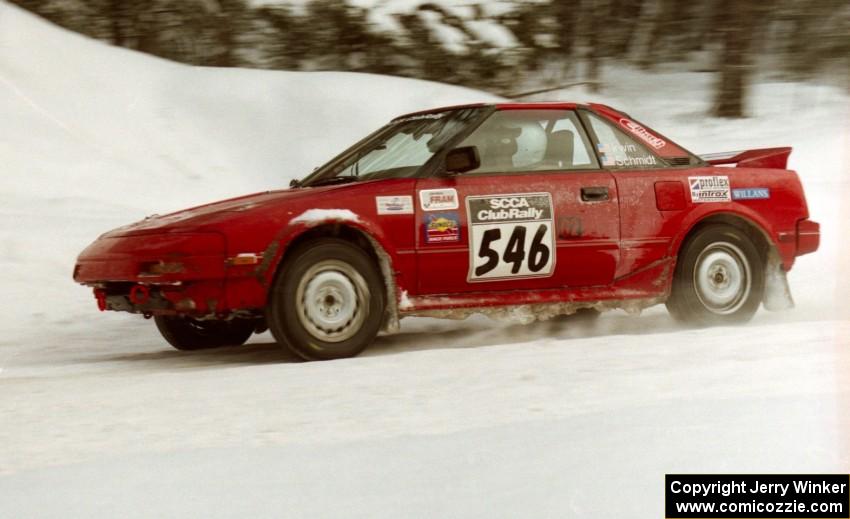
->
[693,241,751,315]
[296,259,369,343]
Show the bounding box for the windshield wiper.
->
[305,176,359,187]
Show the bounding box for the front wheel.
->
[666,224,764,326]
[267,239,385,360]
[154,315,256,351]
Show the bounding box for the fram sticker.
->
[419,188,459,211]
[689,176,731,203]
[618,118,666,149]
[376,196,414,215]
[424,212,460,243]
[732,188,770,200]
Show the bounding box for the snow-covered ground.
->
[1,2,848,517]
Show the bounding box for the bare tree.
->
[712,0,755,117]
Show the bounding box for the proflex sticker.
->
[688,176,731,203]
[419,188,459,211]
[424,212,460,243]
[376,195,414,215]
[732,188,770,200]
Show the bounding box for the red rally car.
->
[73,102,820,360]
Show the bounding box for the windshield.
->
[300,108,483,187]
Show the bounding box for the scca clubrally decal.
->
[465,193,555,281]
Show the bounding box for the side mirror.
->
[444,146,480,175]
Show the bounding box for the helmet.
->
[507,119,546,167]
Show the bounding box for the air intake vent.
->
[667,157,691,166]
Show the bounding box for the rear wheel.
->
[267,239,385,361]
[154,315,256,351]
[666,224,764,326]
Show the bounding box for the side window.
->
[586,113,664,169]
[338,131,431,178]
[457,110,599,174]
[551,117,594,167]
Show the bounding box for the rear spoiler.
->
[700,147,791,169]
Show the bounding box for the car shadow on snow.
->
[367,310,685,357]
[89,310,686,369]
[82,339,300,368]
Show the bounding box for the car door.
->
[580,109,682,281]
[415,108,620,296]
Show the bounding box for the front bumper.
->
[74,232,226,284]
[74,232,229,316]
[91,281,226,315]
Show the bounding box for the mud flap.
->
[763,251,794,311]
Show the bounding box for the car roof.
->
[391,101,696,160]
[392,102,583,121]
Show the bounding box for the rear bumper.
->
[795,218,820,257]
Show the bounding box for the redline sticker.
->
[424,212,460,243]
[376,196,414,215]
[689,176,731,203]
[419,188,459,211]
[618,118,666,149]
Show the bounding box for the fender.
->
[667,207,796,311]
[257,213,405,332]
[668,206,783,265]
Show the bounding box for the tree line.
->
[10,0,850,117]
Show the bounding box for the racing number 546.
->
[474,223,551,277]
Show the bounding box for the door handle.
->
[581,186,609,202]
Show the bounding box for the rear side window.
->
[586,112,664,169]
[458,109,599,174]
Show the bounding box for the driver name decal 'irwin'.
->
[688,176,731,203]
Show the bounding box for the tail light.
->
[796,219,820,256]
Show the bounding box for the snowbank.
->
[0,1,497,345]
[0,2,848,518]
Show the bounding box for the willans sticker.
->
[689,176,731,203]
[732,188,770,200]
[419,188,459,211]
[376,196,414,215]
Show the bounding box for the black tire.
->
[267,239,385,361]
[666,224,764,326]
[154,315,256,351]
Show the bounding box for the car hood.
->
[104,187,317,237]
